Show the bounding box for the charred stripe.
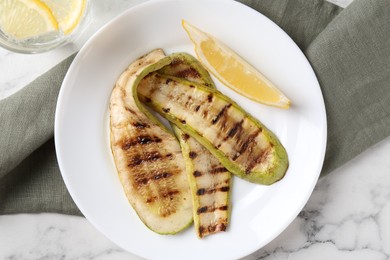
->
[134,171,173,186]
[235,129,261,160]
[196,186,230,196]
[121,135,162,150]
[245,146,272,174]
[127,151,167,167]
[181,133,190,141]
[193,170,202,177]
[176,68,201,79]
[189,151,198,159]
[197,204,229,214]
[225,119,244,140]
[207,93,213,102]
[145,189,180,204]
[211,103,232,124]
[210,166,228,174]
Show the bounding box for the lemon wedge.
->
[182,20,291,109]
[0,0,58,40]
[41,0,87,35]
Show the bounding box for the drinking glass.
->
[0,0,90,54]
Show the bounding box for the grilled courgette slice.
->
[109,49,193,234]
[138,72,289,185]
[158,53,231,238]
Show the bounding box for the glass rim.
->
[0,0,90,54]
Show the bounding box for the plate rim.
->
[55,0,328,259]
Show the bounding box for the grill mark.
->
[145,189,180,204]
[162,107,170,113]
[193,170,202,177]
[197,206,208,214]
[153,172,172,180]
[139,135,161,145]
[225,119,244,141]
[207,225,217,233]
[196,186,230,195]
[210,167,227,174]
[179,119,186,124]
[202,109,208,118]
[236,129,261,159]
[145,151,162,161]
[134,171,173,186]
[128,154,143,166]
[196,188,205,195]
[219,111,229,132]
[199,222,227,237]
[207,93,213,102]
[182,133,190,141]
[132,122,149,129]
[197,204,229,214]
[219,205,228,211]
[171,58,184,67]
[163,189,179,198]
[189,151,198,159]
[245,146,272,174]
[195,105,201,112]
[127,150,164,167]
[135,177,149,186]
[144,97,152,103]
[211,103,232,124]
[176,68,201,79]
[220,186,230,192]
[121,135,162,150]
[165,78,172,85]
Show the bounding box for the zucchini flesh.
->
[175,128,231,238]
[158,53,231,238]
[109,49,193,234]
[138,72,289,185]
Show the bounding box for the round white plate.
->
[55,0,327,259]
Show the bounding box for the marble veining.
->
[1,136,389,260]
[2,0,389,259]
[244,136,390,260]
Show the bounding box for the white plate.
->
[55,0,327,259]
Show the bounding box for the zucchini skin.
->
[174,127,231,238]
[138,72,289,185]
[159,53,231,238]
[109,49,193,235]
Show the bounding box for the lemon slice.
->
[41,0,87,35]
[182,20,291,109]
[0,0,58,40]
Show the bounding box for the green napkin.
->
[1,0,389,215]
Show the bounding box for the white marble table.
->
[3,0,390,259]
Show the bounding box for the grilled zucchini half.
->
[109,49,193,234]
[157,53,231,238]
[138,72,289,185]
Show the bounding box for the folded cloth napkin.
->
[0,0,389,215]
